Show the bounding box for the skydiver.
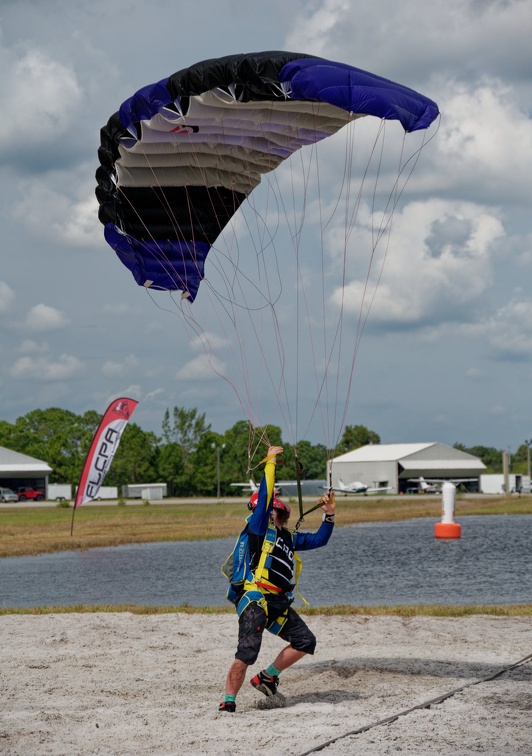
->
[219,445,336,713]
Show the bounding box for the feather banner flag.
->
[71,397,138,534]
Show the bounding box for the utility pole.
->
[502,451,510,497]
[525,439,531,482]
[212,443,226,498]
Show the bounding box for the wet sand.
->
[0,612,531,755]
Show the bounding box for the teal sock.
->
[224,694,236,703]
[265,664,281,677]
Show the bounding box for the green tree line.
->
[0,408,383,497]
[0,407,523,496]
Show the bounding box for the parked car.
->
[0,487,19,503]
[17,486,45,501]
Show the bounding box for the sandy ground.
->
[0,612,531,755]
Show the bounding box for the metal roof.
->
[333,443,435,463]
[398,459,486,472]
[0,445,52,474]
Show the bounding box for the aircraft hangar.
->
[331,442,486,494]
[0,445,52,494]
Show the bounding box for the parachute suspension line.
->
[292,118,384,458]
[316,117,367,456]
[138,121,284,437]
[295,457,333,532]
[292,146,313,446]
[301,118,360,454]
[330,119,358,451]
[294,108,358,453]
[293,446,305,530]
[267,122,336,448]
[121,97,434,461]
[334,148,389,444]
[189,206,296,439]
[255,112,315,448]
[333,122,436,447]
[200,115,294,438]
[315,138,332,450]
[334,122,399,445]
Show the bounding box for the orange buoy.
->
[434,481,461,539]
[434,520,462,538]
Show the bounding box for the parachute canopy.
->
[96,51,439,301]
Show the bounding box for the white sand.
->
[0,612,531,755]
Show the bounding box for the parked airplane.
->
[230,479,282,496]
[407,477,442,494]
[230,479,258,494]
[408,476,477,494]
[327,479,392,496]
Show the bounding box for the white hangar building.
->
[331,443,486,494]
[0,445,52,493]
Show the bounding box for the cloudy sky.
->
[1,0,531,453]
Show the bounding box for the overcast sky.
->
[1,0,531,454]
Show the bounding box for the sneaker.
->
[250,670,279,697]
[218,701,236,713]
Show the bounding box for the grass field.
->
[1,603,531,617]
[1,494,531,558]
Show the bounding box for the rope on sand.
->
[298,651,532,755]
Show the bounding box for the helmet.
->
[247,492,259,510]
[273,495,291,515]
[247,492,291,516]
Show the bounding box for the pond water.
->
[1,515,530,608]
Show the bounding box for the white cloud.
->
[10,354,83,381]
[24,304,69,332]
[330,199,505,329]
[0,281,15,312]
[467,292,532,360]
[102,354,139,377]
[189,331,230,352]
[0,47,83,156]
[173,329,232,381]
[176,354,226,381]
[110,385,142,403]
[284,0,351,57]
[144,388,165,401]
[432,79,532,204]
[285,0,532,86]
[17,339,49,354]
[102,303,138,316]
[10,178,101,248]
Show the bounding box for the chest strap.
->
[237,524,278,618]
[253,523,277,585]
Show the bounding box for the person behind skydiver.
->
[219,445,336,713]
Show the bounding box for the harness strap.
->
[254,524,277,584]
[236,590,267,617]
[267,606,290,635]
[236,523,308,619]
[236,524,278,618]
